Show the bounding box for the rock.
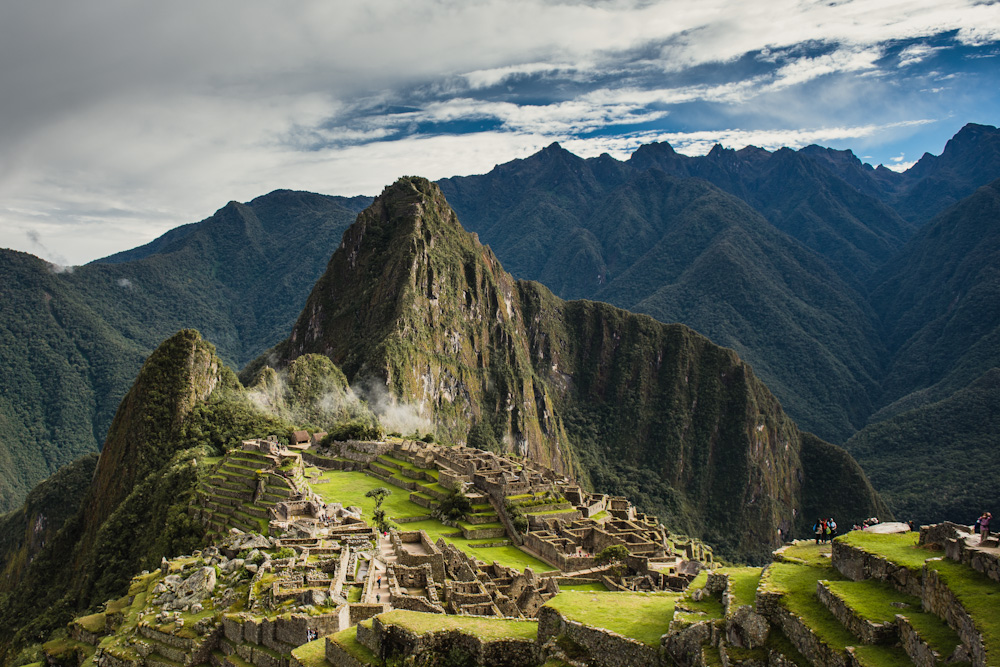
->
[865,522,911,534]
[299,589,328,606]
[161,557,170,572]
[191,603,204,613]
[246,549,262,563]
[152,583,167,595]
[164,574,183,587]
[162,567,218,611]
[245,564,259,575]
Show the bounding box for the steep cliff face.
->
[0,330,289,661]
[82,330,220,542]
[281,177,575,473]
[274,177,885,561]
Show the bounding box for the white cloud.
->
[882,160,918,172]
[898,44,940,67]
[0,0,997,262]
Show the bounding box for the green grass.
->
[851,645,914,667]
[311,471,549,571]
[379,455,438,479]
[722,567,763,610]
[76,612,107,634]
[379,609,538,641]
[764,561,927,666]
[544,591,679,646]
[558,581,609,592]
[823,579,919,624]
[926,558,1000,659]
[777,542,832,566]
[290,638,331,667]
[347,586,363,603]
[836,532,938,570]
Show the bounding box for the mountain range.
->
[1,123,998,530]
[0,180,884,659]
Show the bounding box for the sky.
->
[1,1,999,266]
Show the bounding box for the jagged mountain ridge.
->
[0,191,369,512]
[0,330,293,660]
[438,144,888,443]
[437,123,1000,447]
[266,176,885,560]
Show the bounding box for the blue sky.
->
[1,0,998,265]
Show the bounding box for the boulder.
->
[166,567,217,610]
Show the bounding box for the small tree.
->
[594,544,630,578]
[365,486,392,533]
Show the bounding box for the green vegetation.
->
[379,609,538,641]
[927,558,1000,658]
[720,567,763,610]
[558,581,608,592]
[311,470,548,571]
[836,532,937,570]
[545,591,679,646]
[290,637,330,667]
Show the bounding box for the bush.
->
[274,547,295,560]
[321,420,384,443]
[436,491,473,520]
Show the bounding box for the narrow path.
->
[371,532,396,606]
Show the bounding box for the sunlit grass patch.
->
[545,591,679,646]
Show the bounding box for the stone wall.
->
[323,636,368,667]
[815,581,896,645]
[369,615,538,667]
[895,613,954,667]
[392,531,445,581]
[536,605,660,667]
[921,565,988,667]
[831,540,922,596]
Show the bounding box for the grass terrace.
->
[722,567,763,611]
[926,557,1000,659]
[378,609,538,641]
[544,591,680,647]
[558,581,609,592]
[763,561,914,666]
[311,470,549,571]
[836,531,938,570]
[776,541,832,566]
[289,638,330,667]
[824,580,962,658]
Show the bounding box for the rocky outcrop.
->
[270,176,884,562]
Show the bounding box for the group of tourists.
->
[850,517,881,531]
[812,517,838,543]
[974,511,992,543]
[306,629,320,642]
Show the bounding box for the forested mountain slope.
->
[265,176,885,560]
[0,192,368,512]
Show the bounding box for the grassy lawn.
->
[722,567,763,610]
[764,562,921,666]
[777,542,832,566]
[823,579,920,624]
[544,591,679,646]
[312,471,549,571]
[836,532,937,570]
[559,581,609,592]
[330,626,378,665]
[290,638,330,667]
[379,609,538,641]
[926,558,1000,660]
